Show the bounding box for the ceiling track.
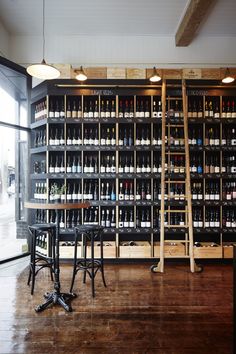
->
[55,83,236,89]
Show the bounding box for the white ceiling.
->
[0,0,236,69]
[0,0,235,38]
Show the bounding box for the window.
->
[0,58,31,261]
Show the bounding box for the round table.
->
[25,201,90,312]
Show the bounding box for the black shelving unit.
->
[29,80,236,260]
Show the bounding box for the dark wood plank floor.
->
[0,259,233,354]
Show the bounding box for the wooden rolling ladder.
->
[151,79,202,273]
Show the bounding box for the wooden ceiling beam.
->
[175,0,217,47]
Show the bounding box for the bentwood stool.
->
[70,225,106,297]
[27,224,56,295]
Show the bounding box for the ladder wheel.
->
[150,265,159,273]
[196,264,203,273]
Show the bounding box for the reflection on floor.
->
[0,194,26,260]
[0,259,233,354]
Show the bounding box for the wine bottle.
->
[232,101,236,118]
[153,100,158,118]
[136,182,141,200]
[66,156,72,173]
[59,128,65,145]
[49,156,55,173]
[118,100,123,118]
[49,101,55,118]
[118,210,124,228]
[144,101,150,118]
[227,100,232,118]
[101,209,106,227]
[119,182,124,200]
[54,128,59,146]
[111,127,116,146]
[111,100,116,118]
[105,209,111,228]
[111,209,116,228]
[66,100,72,118]
[93,100,99,118]
[198,100,203,118]
[105,100,110,118]
[111,183,116,201]
[55,156,60,173]
[67,128,72,145]
[105,182,110,201]
[76,156,82,173]
[124,100,130,118]
[72,101,77,118]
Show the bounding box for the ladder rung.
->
[164,240,190,243]
[165,225,188,228]
[165,256,192,259]
[166,152,186,155]
[165,209,187,213]
[169,124,184,127]
[168,138,185,141]
[167,97,183,101]
[165,180,186,184]
[167,196,187,199]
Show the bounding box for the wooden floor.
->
[0,259,233,354]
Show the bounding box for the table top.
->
[25,201,90,210]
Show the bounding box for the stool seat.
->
[28,223,56,295]
[75,225,104,233]
[29,223,56,231]
[70,224,106,297]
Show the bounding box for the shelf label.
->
[127,68,146,79]
[83,118,99,123]
[107,67,126,79]
[183,68,202,79]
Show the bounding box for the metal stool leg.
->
[28,226,56,295]
[27,228,34,286]
[30,229,37,295]
[69,226,106,298]
[83,234,87,284]
[100,231,107,288]
[91,231,95,297]
[48,231,54,282]
[70,230,79,293]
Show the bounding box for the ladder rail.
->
[182,79,195,272]
[159,79,167,273]
[151,79,202,274]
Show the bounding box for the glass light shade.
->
[75,66,87,81]
[26,59,60,80]
[222,76,235,84]
[149,67,161,82]
[222,68,235,84]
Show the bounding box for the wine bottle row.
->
[33,95,236,124]
[188,98,236,118]
[45,152,236,176]
[33,124,236,149]
[33,180,236,203]
[35,205,236,230]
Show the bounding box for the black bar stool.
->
[70,225,106,297]
[28,223,56,295]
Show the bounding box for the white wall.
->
[9,34,236,68]
[0,21,9,58]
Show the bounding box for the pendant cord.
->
[43,0,45,60]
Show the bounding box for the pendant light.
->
[149,67,161,82]
[75,66,88,81]
[222,68,235,84]
[26,0,60,80]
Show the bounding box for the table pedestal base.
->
[35,291,77,312]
